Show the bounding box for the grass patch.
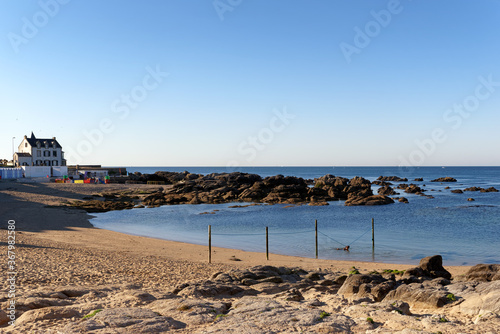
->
[215,314,227,321]
[319,311,330,320]
[349,266,360,275]
[367,317,374,324]
[383,269,406,275]
[446,293,456,302]
[83,309,102,319]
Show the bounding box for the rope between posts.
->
[318,230,347,247]
[347,227,372,246]
[212,229,315,236]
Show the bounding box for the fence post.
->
[371,218,375,250]
[208,225,212,264]
[266,226,269,261]
[315,219,318,259]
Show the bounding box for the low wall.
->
[21,166,52,178]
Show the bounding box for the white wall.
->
[52,166,68,177]
[21,166,52,178]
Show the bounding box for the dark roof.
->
[16,153,32,157]
[26,132,62,149]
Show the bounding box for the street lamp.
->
[12,137,15,165]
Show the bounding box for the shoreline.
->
[3,181,500,333]
[0,181,472,275]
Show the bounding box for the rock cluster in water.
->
[140,172,395,207]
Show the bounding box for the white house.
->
[14,132,66,167]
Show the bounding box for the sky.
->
[1,0,499,167]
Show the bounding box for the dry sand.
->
[1,180,496,333]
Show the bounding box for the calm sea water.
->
[93,167,500,266]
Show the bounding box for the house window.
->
[36,160,42,166]
[52,161,58,166]
[37,142,41,148]
[53,151,57,157]
[25,143,27,148]
[37,151,41,157]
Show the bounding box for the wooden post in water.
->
[266,226,269,261]
[371,218,375,250]
[315,219,318,259]
[208,225,212,264]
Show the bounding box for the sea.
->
[90,166,500,266]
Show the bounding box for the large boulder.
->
[418,255,452,280]
[464,264,500,282]
[338,274,394,302]
[403,255,451,281]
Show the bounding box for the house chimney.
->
[24,135,27,139]
[52,137,56,140]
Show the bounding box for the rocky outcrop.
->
[140,173,388,207]
[68,199,136,212]
[451,189,464,194]
[414,178,424,181]
[431,177,457,182]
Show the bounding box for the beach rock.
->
[399,197,409,203]
[345,195,394,206]
[418,255,452,280]
[404,184,424,194]
[338,274,393,302]
[448,280,500,315]
[464,264,500,282]
[372,180,392,186]
[451,189,463,194]
[464,186,483,192]
[403,255,451,281]
[383,283,448,308]
[377,176,408,182]
[65,308,185,333]
[175,282,254,298]
[15,306,80,326]
[467,198,475,201]
[431,177,457,182]
[149,298,230,326]
[481,187,499,193]
[69,199,136,213]
[414,178,424,181]
[378,186,398,196]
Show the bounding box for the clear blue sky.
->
[1,0,499,167]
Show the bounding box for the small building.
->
[14,132,66,167]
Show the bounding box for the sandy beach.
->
[1,180,499,333]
